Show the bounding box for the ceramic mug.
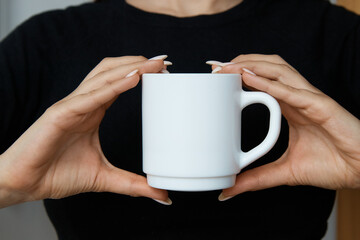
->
[142,73,281,191]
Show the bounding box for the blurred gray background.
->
[0,0,337,239]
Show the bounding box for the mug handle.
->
[237,91,282,169]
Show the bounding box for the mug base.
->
[147,174,236,191]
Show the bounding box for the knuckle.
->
[122,55,146,61]
[102,75,113,86]
[86,90,99,103]
[261,80,272,93]
[95,70,108,79]
[280,63,292,72]
[98,58,114,72]
[271,54,284,62]
[282,84,295,99]
[100,57,113,65]
[45,104,65,120]
[88,89,98,97]
[231,54,243,63]
[45,104,58,114]
[276,64,292,79]
[136,55,147,61]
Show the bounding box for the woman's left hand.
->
[209,54,360,201]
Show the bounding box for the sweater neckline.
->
[112,0,260,27]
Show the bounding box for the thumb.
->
[97,166,171,205]
[219,158,291,201]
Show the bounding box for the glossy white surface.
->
[142,73,281,191]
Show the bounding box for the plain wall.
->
[0,0,90,40]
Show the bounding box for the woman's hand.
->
[209,54,360,200]
[0,55,172,208]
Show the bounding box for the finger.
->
[78,59,165,95]
[208,54,295,72]
[101,60,167,109]
[98,166,171,204]
[222,61,319,92]
[224,61,296,83]
[66,74,140,115]
[79,61,145,92]
[241,71,335,126]
[67,58,168,114]
[231,54,297,71]
[219,159,292,200]
[241,72,318,109]
[138,58,169,75]
[207,61,234,71]
[85,56,147,80]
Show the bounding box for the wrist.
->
[0,187,27,209]
[0,155,30,209]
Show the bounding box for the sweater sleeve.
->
[0,17,45,153]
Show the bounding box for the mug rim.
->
[142,73,240,76]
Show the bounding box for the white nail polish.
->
[218,193,234,202]
[125,69,139,77]
[164,61,173,66]
[219,62,235,67]
[153,198,172,205]
[161,69,170,74]
[212,66,222,73]
[149,55,168,61]
[206,60,223,66]
[219,196,234,202]
[243,68,256,76]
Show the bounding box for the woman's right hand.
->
[0,55,172,208]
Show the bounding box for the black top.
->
[1,0,359,239]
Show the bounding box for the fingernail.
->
[153,198,172,205]
[206,60,223,66]
[212,66,222,73]
[125,69,139,77]
[220,62,234,67]
[218,193,234,202]
[164,61,173,66]
[206,61,234,67]
[161,69,170,74]
[243,68,256,76]
[149,55,168,61]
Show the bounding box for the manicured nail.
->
[125,69,139,77]
[212,66,222,73]
[243,68,256,76]
[161,69,170,74]
[206,60,223,66]
[220,62,234,67]
[149,55,168,61]
[206,61,234,67]
[218,193,234,202]
[164,61,173,66]
[153,198,172,205]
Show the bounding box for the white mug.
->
[142,73,281,191]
